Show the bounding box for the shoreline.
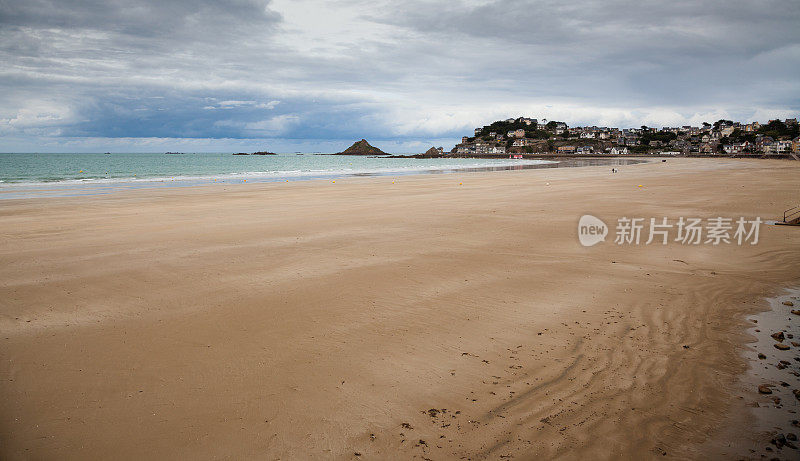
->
[697,284,800,458]
[2,153,796,200]
[737,287,800,455]
[695,280,800,459]
[0,157,645,201]
[1,158,799,458]
[389,153,800,161]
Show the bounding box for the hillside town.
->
[453,117,800,157]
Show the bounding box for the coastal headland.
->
[1,158,799,459]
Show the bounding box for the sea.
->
[0,152,559,199]
[0,152,644,200]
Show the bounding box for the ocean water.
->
[0,152,557,199]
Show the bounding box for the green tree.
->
[713,119,733,129]
[757,120,797,139]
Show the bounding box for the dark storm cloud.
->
[0,0,284,82]
[0,0,280,37]
[0,0,798,151]
[384,0,799,59]
[377,0,800,106]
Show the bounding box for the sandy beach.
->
[1,157,799,459]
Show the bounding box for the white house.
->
[776,140,792,153]
[723,142,750,154]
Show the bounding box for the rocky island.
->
[422,146,445,157]
[386,146,446,158]
[335,139,386,155]
[232,151,277,155]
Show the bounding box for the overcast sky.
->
[1,0,799,152]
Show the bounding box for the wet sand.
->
[1,158,800,459]
[732,289,800,457]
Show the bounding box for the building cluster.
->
[452,116,800,156]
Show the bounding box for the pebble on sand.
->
[774,343,791,350]
[784,301,795,307]
[759,384,773,394]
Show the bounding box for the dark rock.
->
[758,353,767,359]
[234,151,276,155]
[775,343,791,350]
[422,147,445,157]
[794,389,800,401]
[788,433,798,441]
[772,332,785,341]
[759,384,773,394]
[335,139,387,156]
[784,301,795,307]
[791,310,800,315]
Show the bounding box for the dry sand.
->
[1,158,799,459]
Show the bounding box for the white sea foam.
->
[0,159,554,188]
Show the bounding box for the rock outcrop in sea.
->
[385,146,447,159]
[335,139,386,155]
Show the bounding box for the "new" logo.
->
[578,215,608,247]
